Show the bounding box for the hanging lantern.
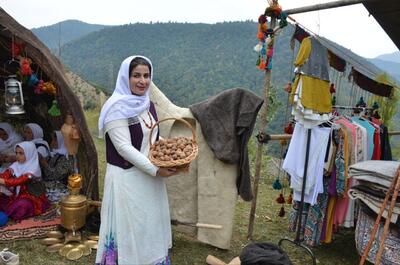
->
[4,75,25,115]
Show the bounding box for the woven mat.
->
[0,208,61,242]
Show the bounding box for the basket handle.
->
[149,117,197,146]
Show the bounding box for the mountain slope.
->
[32,20,109,51]
[369,58,400,83]
[375,51,400,63]
[59,22,294,106]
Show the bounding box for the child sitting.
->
[39,131,74,203]
[23,123,51,160]
[0,141,49,223]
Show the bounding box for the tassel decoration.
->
[287,193,293,204]
[284,122,294,134]
[276,193,285,204]
[278,206,285,217]
[258,59,266,70]
[330,83,336,94]
[284,82,292,93]
[48,100,61,117]
[272,179,282,190]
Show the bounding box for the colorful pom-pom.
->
[287,193,293,204]
[330,83,336,94]
[27,74,39,87]
[257,31,265,41]
[276,193,286,204]
[48,100,61,117]
[258,14,267,24]
[258,59,266,70]
[20,58,32,76]
[267,48,274,57]
[278,206,285,217]
[284,82,292,93]
[284,122,294,134]
[272,179,282,190]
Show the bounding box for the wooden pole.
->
[247,18,276,240]
[284,0,376,15]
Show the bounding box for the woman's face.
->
[15,146,26,163]
[50,134,58,149]
[0,129,8,141]
[23,126,34,141]
[129,64,151,96]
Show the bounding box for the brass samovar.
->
[60,174,101,241]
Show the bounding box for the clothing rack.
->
[277,128,317,265]
[332,105,373,110]
[264,106,397,265]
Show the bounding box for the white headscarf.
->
[98,55,153,137]
[25,123,50,151]
[51,131,68,156]
[0,122,22,152]
[9,141,41,179]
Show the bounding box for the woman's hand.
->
[156,167,177,178]
[0,178,5,185]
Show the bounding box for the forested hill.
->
[58,21,295,107]
[32,20,109,51]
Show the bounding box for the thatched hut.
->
[0,8,98,200]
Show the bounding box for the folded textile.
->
[349,161,399,185]
[353,184,400,203]
[348,188,400,223]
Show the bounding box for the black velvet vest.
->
[105,102,158,169]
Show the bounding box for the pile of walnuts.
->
[150,137,194,162]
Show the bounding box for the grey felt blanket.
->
[189,88,263,201]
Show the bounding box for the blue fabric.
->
[0,211,8,226]
[352,118,375,159]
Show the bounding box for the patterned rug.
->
[0,208,61,242]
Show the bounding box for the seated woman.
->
[0,123,22,171]
[39,131,74,203]
[0,141,50,223]
[23,123,51,160]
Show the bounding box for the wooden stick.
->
[359,166,400,265]
[206,255,227,265]
[374,171,400,264]
[171,220,222,229]
[247,16,276,240]
[228,257,241,265]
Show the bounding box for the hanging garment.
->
[283,123,330,205]
[290,36,331,125]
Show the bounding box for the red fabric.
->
[372,129,381,160]
[1,169,49,216]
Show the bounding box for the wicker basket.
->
[149,118,198,169]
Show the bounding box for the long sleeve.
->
[294,37,312,67]
[107,125,159,177]
[2,170,31,187]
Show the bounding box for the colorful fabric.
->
[288,178,329,246]
[290,37,331,114]
[355,207,400,265]
[0,207,60,242]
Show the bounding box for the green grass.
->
[0,109,363,264]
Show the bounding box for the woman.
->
[0,123,22,171]
[23,123,51,159]
[96,55,176,265]
[0,141,49,222]
[39,131,73,203]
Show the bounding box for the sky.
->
[0,0,398,58]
